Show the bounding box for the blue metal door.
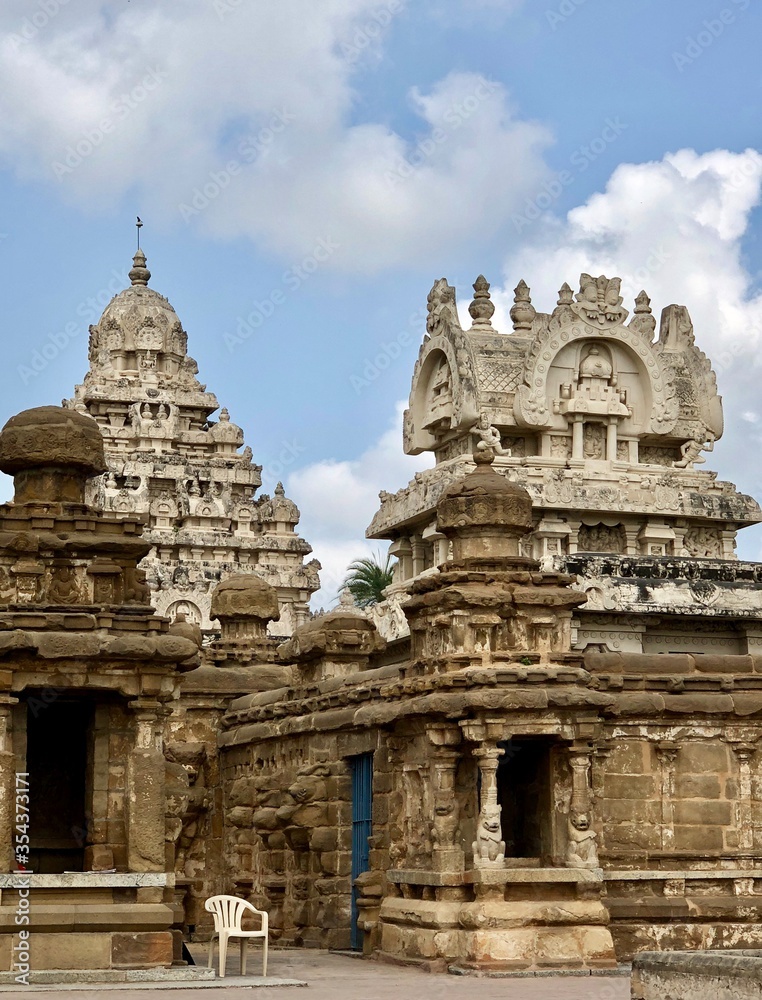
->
[350,752,373,950]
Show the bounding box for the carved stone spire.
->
[630,289,656,340]
[129,248,151,287]
[468,275,495,329]
[510,279,535,333]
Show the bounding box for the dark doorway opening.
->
[25,695,91,873]
[496,738,553,860]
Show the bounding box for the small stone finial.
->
[275,482,285,496]
[557,282,574,306]
[219,407,230,422]
[510,279,536,332]
[473,446,495,466]
[634,289,650,313]
[630,289,656,340]
[129,248,151,287]
[468,275,495,329]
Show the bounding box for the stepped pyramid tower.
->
[67,247,319,634]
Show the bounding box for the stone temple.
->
[5,267,762,979]
[368,273,762,655]
[66,248,319,635]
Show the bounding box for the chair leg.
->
[240,937,247,976]
[207,934,215,970]
[219,933,228,978]
[262,936,268,978]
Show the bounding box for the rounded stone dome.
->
[270,482,300,524]
[437,450,533,534]
[95,285,183,348]
[211,573,280,622]
[0,406,106,477]
[168,612,203,649]
[87,251,188,374]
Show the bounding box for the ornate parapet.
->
[563,554,762,619]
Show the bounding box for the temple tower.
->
[368,273,762,654]
[68,248,320,634]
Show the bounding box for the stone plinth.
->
[379,868,616,972]
[632,950,762,1000]
[0,881,175,971]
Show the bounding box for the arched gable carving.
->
[514,321,678,435]
[404,280,479,454]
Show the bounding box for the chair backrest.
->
[204,894,260,932]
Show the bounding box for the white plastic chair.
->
[205,894,268,978]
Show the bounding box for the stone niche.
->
[0,406,200,974]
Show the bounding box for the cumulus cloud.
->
[0,3,552,272]
[491,147,762,556]
[285,402,432,608]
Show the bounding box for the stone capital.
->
[654,740,680,765]
[426,721,462,749]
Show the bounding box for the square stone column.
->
[426,723,464,872]
[0,698,18,872]
[126,700,166,872]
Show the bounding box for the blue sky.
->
[1,0,762,602]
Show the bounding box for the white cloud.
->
[285,402,432,608]
[491,147,762,557]
[0,3,551,272]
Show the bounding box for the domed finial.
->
[129,248,151,286]
[468,275,495,328]
[275,481,285,496]
[473,446,495,466]
[510,279,535,332]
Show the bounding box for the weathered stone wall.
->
[632,950,762,1000]
[220,733,356,949]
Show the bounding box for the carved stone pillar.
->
[729,742,757,852]
[471,744,505,867]
[126,699,166,872]
[655,741,679,852]
[0,697,17,871]
[565,744,599,868]
[389,538,412,582]
[606,420,617,463]
[571,417,584,460]
[427,724,463,872]
[411,535,425,577]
